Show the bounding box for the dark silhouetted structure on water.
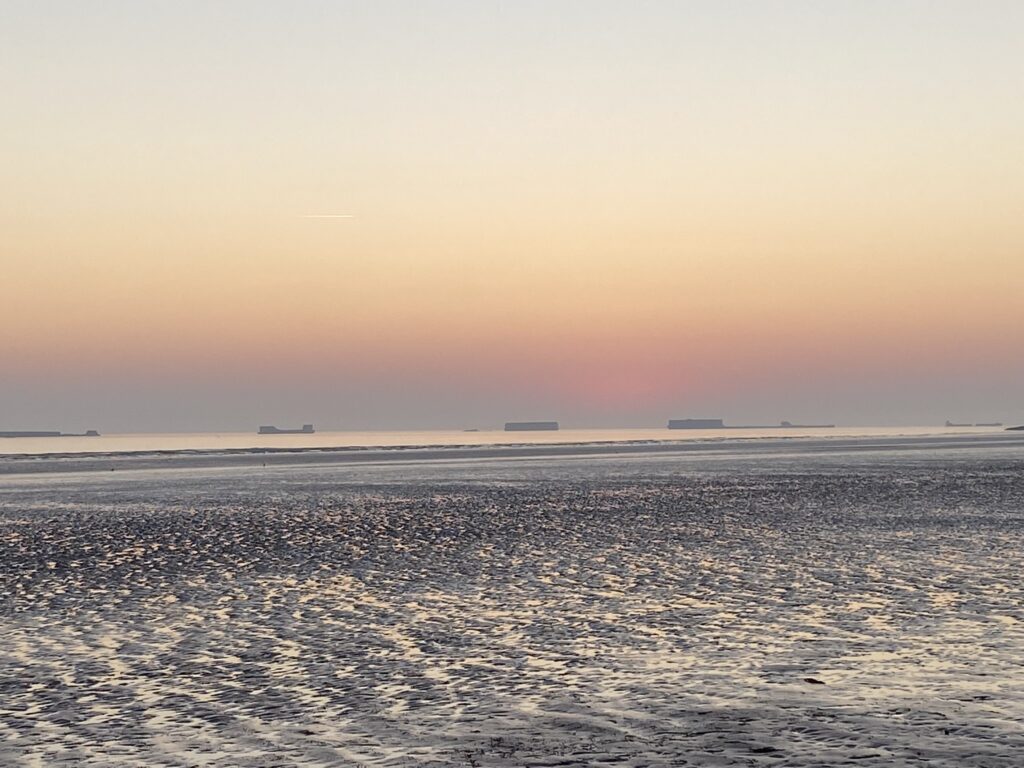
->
[258,424,315,435]
[0,430,100,438]
[668,419,834,430]
[667,419,725,429]
[505,421,559,431]
[947,420,1003,427]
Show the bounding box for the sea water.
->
[0,424,1006,456]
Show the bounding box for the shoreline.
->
[2,431,1022,477]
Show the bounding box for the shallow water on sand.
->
[1,446,1023,766]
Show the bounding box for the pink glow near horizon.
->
[3,3,1023,430]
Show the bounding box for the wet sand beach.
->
[2,437,1023,766]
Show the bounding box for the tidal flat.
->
[1,443,1023,766]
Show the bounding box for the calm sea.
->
[0,425,1005,456]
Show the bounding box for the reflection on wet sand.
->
[2,461,1023,766]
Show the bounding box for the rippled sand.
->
[2,452,1024,766]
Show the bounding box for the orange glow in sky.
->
[3,3,1023,430]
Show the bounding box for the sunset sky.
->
[3,1,1023,431]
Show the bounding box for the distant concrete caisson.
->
[258,424,315,435]
[504,421,559,431]
[667,419,725,429]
